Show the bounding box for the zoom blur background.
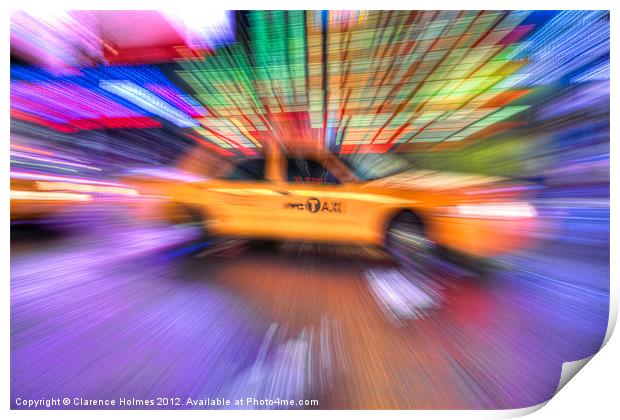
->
[10,10,609,409]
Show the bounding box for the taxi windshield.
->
[341,153,415,181]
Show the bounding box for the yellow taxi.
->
[11,172,138,222]
[124,144,538,264]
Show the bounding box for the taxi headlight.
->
[456,202,537,218]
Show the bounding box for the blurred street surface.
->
[11,203,608,409]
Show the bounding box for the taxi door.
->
[205,157,285,237]
[274,157,363,242]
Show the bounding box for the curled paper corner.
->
[602,295,618,348]
[493,402,547,418]
[554,355,595,396]
[496,355,599,418]
[529,302,618,414]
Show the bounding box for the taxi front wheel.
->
[385,212,436,267]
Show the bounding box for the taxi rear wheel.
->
[168,205,208,235]
[385,212,436,266]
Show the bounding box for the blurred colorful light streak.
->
[10,11,103,74]
[11,152,102,172]
[10,80,162,131]
[161,10,236,49]
[510,11,609,86]
[10,171,130,187]
[35,182,138,196]
[99,80,198,128]
[9,10,611,158]
[10,65,208,133]
[174,11,540,154]
[10,10,236,70]
[10,190,93,202]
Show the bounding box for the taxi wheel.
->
[250,239,279,252]
[170,205,209,236]
[385,212,436,266]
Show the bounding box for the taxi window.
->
[287,159,340,184]
[225,158,266,181]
